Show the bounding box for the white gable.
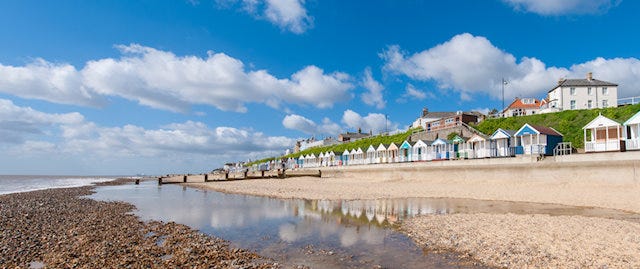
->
[367,145,376,152]
[490,129,510,140]
[356,148,364,154]
[583,114,621,129]
[624,111,640,126]
[376,144,387,151]
[342,150,350,155]
[387,143,399,150]
[350,149,357,154]
[319,152,325,158]
[414,140,429,148]
[468,134,486,143]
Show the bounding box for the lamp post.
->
[502,78,508,117]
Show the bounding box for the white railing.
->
[618,96,640,106]
[626,138,640,150]
[585,140,620,152]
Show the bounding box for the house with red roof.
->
[502,97,544,117]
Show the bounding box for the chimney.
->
[358,127,362,134]
[422,107,428,117]
[587,72,593,81]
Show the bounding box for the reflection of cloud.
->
[340,227,359,247]
[278,223,299,242]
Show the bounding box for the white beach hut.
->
[490,128,517,157]
[307,153,317,168]
[624,111,640,151]
[342,149,350,166]
[583,114,623,152]
[366,145,376,164]
[466,133,491,158]
[376,144,387,163]
[355,147,364,165]
[318,152,325,167]
[412,140,429,161]
[327,151,336,166]
[386,143,399,163]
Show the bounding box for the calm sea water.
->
[0,175,117,195]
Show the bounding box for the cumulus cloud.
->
[0,59,105,107]
[502,0,619,15]
[361,67,385,109]
[216,0,313,34]
[0,98,294,168]
[381,33,640,101]
[0,44,353,113]
[282,114,341,135]
[396,83,434,103]
[341,110,398,134]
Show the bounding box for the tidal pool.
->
[89,180,638,268]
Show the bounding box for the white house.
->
[583,114,623,152]
[624,111,640,150]
[547,72,618,111]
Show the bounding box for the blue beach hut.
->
[490,128,517,157]
[399,141,415,162]
[514,124,563,155]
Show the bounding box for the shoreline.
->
[0,179,279,268]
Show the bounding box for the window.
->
[587,87,592,95]
[587,100,593,109]
[570,100,576,109]
[603,100,608,107]
[570,87,576,95]
[602,87,608,95]
[445,118,454,124]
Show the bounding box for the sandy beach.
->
[187,155,640,268]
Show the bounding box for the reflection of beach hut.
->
[386,143,399,163]
[432,139,453,160]
[376,144,387,163]
[583,114,623,152]
[625,111,640,150]
[342,150,350,166]
[399,141,414,162]
[466,133,490,158]
[490,128,517,157]
[366,145,376,164]
[412,140,430,161]
[514,124,563,155]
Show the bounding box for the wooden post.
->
[261,170,265,178]
[225,172,229,180]
[318,170,322,178]
[135,179,140,185]
[158,177,162,185]
[243,170,248,179]
[204,174,208,182]
[183,175,187,183]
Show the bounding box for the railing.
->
[553,142,572,161]
[584,140,620,152]
[627,138,640,150]
[618,96,640,106]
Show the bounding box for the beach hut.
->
[450,135,466,159]
[625,111,640,150]
[490,128,517,157]
[327,151,336,166]
[308,153,317,168]
[386,143,399,163]
[366,145,376,164]
[341,150,350,166]
[466,133,490,159]
[355,147,364,165]
[318,152,325,167]
[431,138,453,160]
[583,114,624,152]
[399,141,414,162]
[412,140,430,161]
[514,124,563,156]
[375,144,387,163]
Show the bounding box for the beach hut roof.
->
[328,151,335,156]
[387,142,399,150]
[308,153,316,158]
[431,138,450,145]
[376,143,387,151]
[413,140,430,147]
[451,135,466,144]
[583,114,621,129]
[366,145,376,152]
[490,128,516,140]
[624,111,640,126]
[319,152,325,158]
[350,149,358,154]
[467,133,488,143]
[356,147,364,154]
[400,140,414,149]
[515,123,563,137]
[342,149,350,155]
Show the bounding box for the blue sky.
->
[1,0,639,175]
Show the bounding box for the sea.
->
[0,175,118,195]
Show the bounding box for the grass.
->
[471,103,640,149]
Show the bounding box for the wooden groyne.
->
[157,169,321,185]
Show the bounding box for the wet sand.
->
[0,179,278,268]
[186,158,640,268]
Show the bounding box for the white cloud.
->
[0,59,105,107]
[0,98,295,171]
[503,0,619,15]
[361,67,386,109]
[282,114,341,135]
[216,0,313,34]
[381,33,640,101]
[0,44,353,113]
[341,110,398,134]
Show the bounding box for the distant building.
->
[294,137,339,153]
[412,107,480,132]
[547,72,618,111]
[502,97,544,117]
[338,128,371,142]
